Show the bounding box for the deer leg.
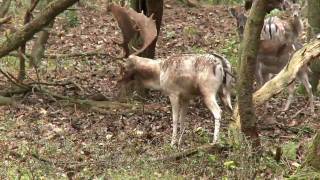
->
[283,83,295,111]
[298,72,314,114]
[255,62,264,89]
[203,94,222,144]
[169,95,180,146]
[177,99,188,146]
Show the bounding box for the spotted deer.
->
[261,2,303,44]
[231,7,314,112]
[118,54,234,146]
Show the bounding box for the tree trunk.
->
[307,0,320,94]
[0,0,11,18]
[302,131,320,170]
[233,0,268,146]
[0,0,79,59]
[31,0,55,67]
[18,0,40,81]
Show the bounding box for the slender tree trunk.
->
[18,0,40,81]
[307,0,320,94]
[0,0,11,18]
[31,0,55,67]
[0,0,79,59]
[233,0,268,147]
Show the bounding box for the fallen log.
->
[0,95,14,106]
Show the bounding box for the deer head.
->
[230,8,247,40]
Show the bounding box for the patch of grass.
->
[63,10,80,28]
[183,26,200,37]
[0,56,20,71]
[219,36,239,67]
[202,0,244,5]
[190,46,206,54]
[282,142,298,160]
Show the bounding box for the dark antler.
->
[109,4,157,58]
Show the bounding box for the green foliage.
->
[63,10,79,28]
[183,26,200,37]
[282,142,298,160]
[178,0,244,5]
[219,37,239,67]
[201,0,244,5]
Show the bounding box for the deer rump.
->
[109,4,157,58]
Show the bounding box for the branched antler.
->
[109,4,157,58]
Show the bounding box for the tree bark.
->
[307,0,320,94]
[0,0,79,59]
[31,0,55,67]
[0,0,11,18]
[18,0,40,81]
[302,131,320,170]
[234,0,268,146]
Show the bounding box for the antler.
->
[109,4,157,58]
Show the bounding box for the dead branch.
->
[0,95,14,106]
[154,144,228,162]
[0,0,79,59]
[253,39,320,106]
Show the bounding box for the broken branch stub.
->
[109,4,157,57]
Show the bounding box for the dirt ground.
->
[0,0,319,179]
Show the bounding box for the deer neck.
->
[290,16,303,36]
[135,59,161,90]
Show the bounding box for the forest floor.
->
[0,0,319,179]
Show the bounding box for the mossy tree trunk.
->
[302,131,320,170]
[233,0,269,147]
[307,0,320,94]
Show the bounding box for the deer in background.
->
[230,5,314,112]
[261,1,303,45]
[118,54,234,146]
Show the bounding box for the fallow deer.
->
[118,54,234,146]
[231,8,314,112]
[261,2,303,44]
